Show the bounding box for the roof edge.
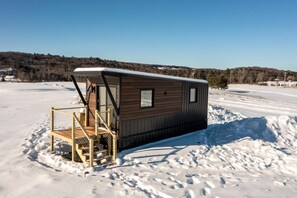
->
[73,67,208,84]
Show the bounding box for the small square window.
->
[140,89,154,108]
[190,88,197,103]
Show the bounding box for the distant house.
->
[4,75,16,81]
[50,67,208,166]
[259,80,297,87]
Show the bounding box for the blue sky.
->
[1,0,297,71]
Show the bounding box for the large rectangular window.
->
[190,87,197,103]
[140,89,154,108]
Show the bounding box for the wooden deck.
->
[51,126,110,143]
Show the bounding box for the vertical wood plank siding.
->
[86,76,120,127]
[118,76,208,151]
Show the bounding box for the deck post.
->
[107,134,111,156]
[85,105,88,127]
[50,134,54,152]
[107,108,111,128]
[112,134,117,163]
[50,107,54,152]
[89,138,94,167]
[95,110,98,136]
[107,109,112,156]
[72,113,76,162]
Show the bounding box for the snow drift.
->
[23,104,297,176]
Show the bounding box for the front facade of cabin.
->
[79,68,208,151]
[50,67,208,167]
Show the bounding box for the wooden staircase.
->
[75,138,112,166]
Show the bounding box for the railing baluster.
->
[113,134,117,163]
[85,105,88,127]
[71,112,76,162]
[89,139,94,167]
[50,107,54,152]
[107,108,111,128]
[95,110,98,136]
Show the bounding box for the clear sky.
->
[1,0,297,71]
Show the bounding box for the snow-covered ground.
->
[0,82,297,197]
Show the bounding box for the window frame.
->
[140,88,154,109]
[189,87,197,103]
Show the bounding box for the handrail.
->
[95,109,117,163]
[53,106,85,111]
[96,110,111,114]
[73,114,91,141]
[96,110,116,137]
[51,110,74,116]
[73,113,94,167]
[51,105,88,130]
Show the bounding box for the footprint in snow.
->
[187,177,200,184]
[183,189,195,198]
[169,176,185,189]
[220,177,226,185]
[201,187,211,196]
[205,181,216,188]
[274,181,286,187]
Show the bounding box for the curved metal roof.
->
[73,67,208,84]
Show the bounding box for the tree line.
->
[0,52,296,89]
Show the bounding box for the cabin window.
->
[140,89,154,108]
[190,87,197,103]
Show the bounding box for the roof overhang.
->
[70,67,208,84]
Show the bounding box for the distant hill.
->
[0,51,296,88]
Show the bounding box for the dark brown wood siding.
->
[118,76,208,151]
[86,76,120,127]
[120,76,182,120]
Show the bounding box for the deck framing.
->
[51,127,109,144]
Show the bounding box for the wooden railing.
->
[50,106,117,166]
[50,105,94,167]
[73,113,94,167]
[95,109,118,163]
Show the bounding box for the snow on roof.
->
[74,67,208,84]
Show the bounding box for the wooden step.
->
[82,149,107,156]
[79,144,103,150]
[87,155,111,163]
[76,137,100,144]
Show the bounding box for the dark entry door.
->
[97,84,118,131]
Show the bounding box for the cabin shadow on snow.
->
[228,90,251,94]
[121,117,277,166]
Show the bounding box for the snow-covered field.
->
[0,82,297,197]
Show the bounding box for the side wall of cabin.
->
[118,75,208,151]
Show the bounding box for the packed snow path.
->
[1,82,297,197]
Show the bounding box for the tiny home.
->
[50,67,208,167]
